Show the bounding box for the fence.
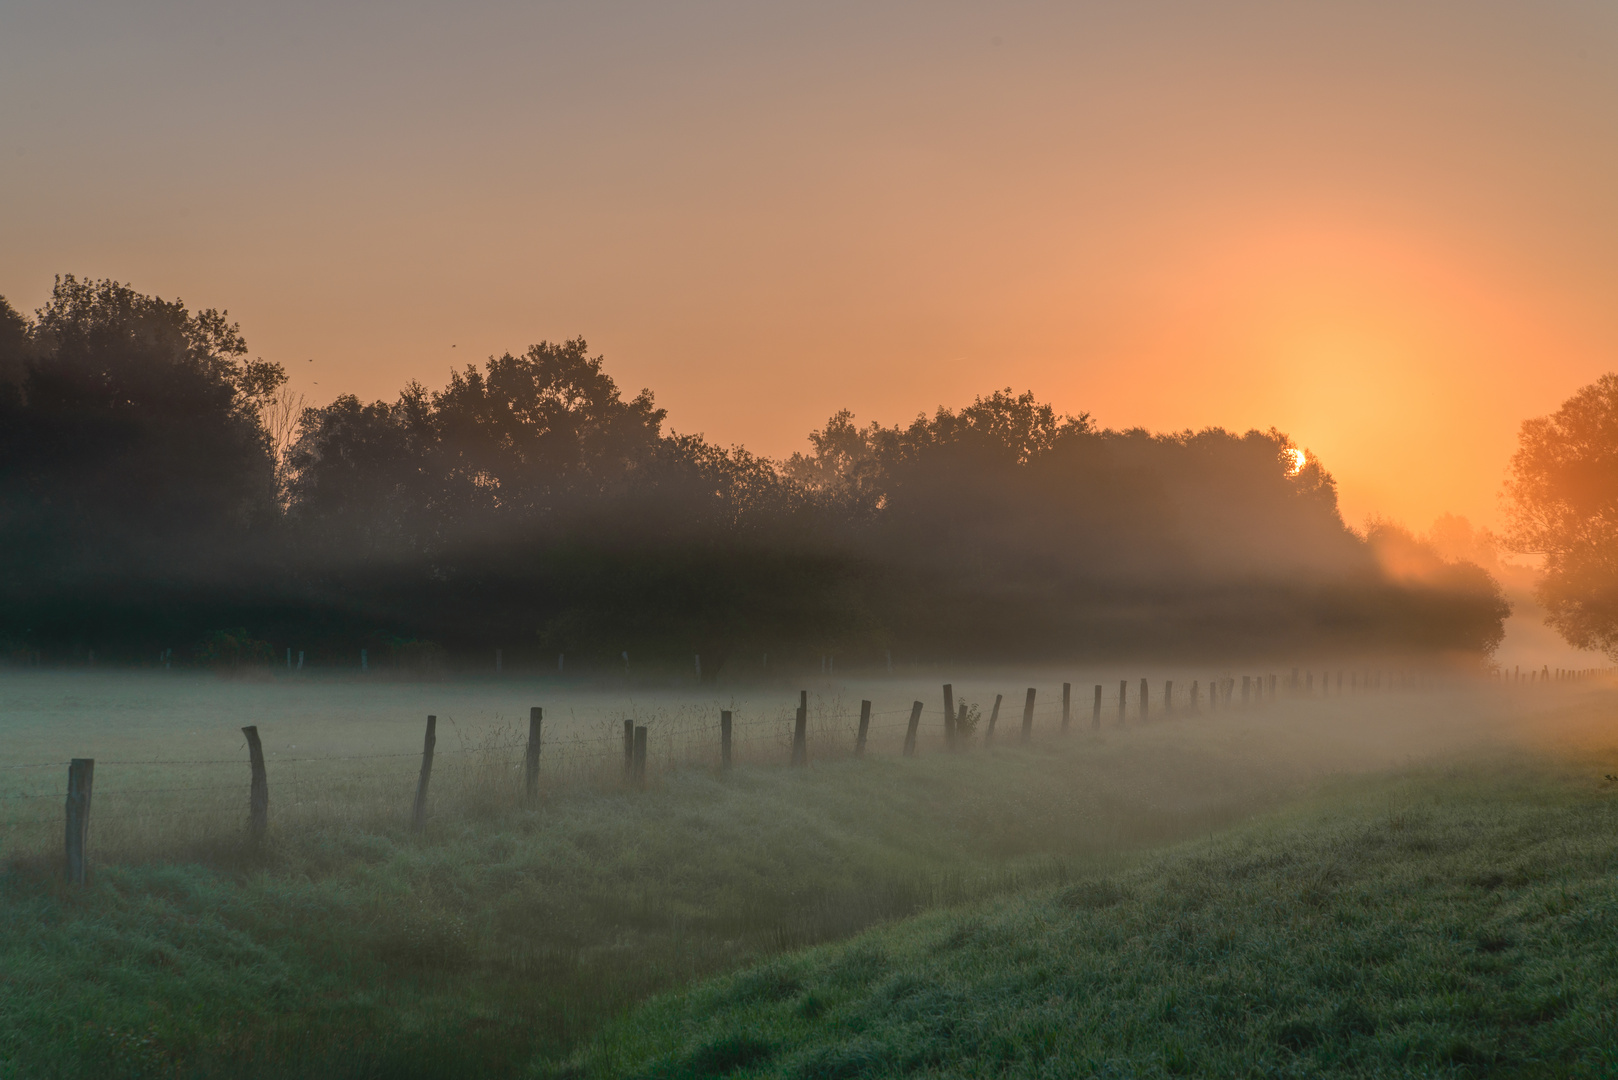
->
[5,664,1605,883]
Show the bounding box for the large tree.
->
[1505,373,1618,657]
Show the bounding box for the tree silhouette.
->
[1505,373,1618,657]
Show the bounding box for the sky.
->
[4,0,1618,534]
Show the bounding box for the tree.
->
[1505,373,1618,657]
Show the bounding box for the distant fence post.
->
[633,725,648,787]
[943,684,956,750]
[64,758,94,885]
[721,710,734,769]
[1118,680,1127,725]
[1140,678,1149,723]
[1190,680,1199,711]
[1021,687,1036,744]
[623,719,634,778]
[525,707,542,804]
[242,725,268,842]
[792,690,808,766]
[904,701,923,756]
[411,715,436,832]
[1164,680,1173,716]
[1092,684,1102,729]
[985,693,1002,745]
[855,701,871,756]
[1061,683,1072,732]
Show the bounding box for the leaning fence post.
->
[633,725,648,787]
[904,700,923,756]
[524,707,542,804]
[64,758,94,885]
[721,710,734,769]
[242,725,268,842]
[1061,683,1072,732]
[792,690,808,766]
[943,684,956,751]
[1021,687,1036,743]
[855,701,870,756]
[985,694,1002,744]
[411,715,436,832]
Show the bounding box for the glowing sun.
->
[1283,448,1306,476]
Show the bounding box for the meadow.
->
[0,667,1611,1077]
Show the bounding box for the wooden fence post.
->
[242,725,268,842]
[1021,687,1036,744]
[64,758,94,885]
[1139,678,1149,723]
[1164,680,1173,716]
[985,694,1002,744]
[623,718,634,778]
[1061,682,1072,732]
[411,715,436,832]
[956,702,968,747]
[1118,680,1127,725]
[525,707,542,804]
[721,710,733,770]
[943,684,956,751]
[633,725,648,787]
[855,701,870,756]
[1092,684,1102,729]
[792,690,808,766]
[1190,679,1199,711]
[904,701,923,756]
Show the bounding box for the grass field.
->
[0,669,1612,1077]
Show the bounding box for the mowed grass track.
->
[550,764,1618,1079]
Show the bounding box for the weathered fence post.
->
[633,725,648,787]
[956,702,968,747]
[64,758,94,885]
[943,684,956,750]
[411,715,436,832]
[792,690,808,766]
[242,725,268,842]
[721,710,734,769]
[1059,682,1071,731]
[1139,678,1149,722]
[855,701,870,756]
[1164,680,1173,715]
[904,700,923,756]
[623,719,635,778]
[1118,680,1127,725]
[1092,684,1102,729]
[985,693,1002,744]
[524,707,542,803]
[1021,687,1036,743]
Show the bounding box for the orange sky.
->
[4,0,1618,532]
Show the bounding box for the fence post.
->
[956,702,968,748]
[525,707,542,803]
[904,700,923,756]
[1092,684,1102,729]
[64,758,94,885]
[411,715,436,832]
[1021,687,1036,743]
[623,718,634,778]
[242,725,268,842]
[943,684,956,751]
[985,693,1002,744]
[1164,680,1173,716]
[1061,683,1072,732]
[1118,680,1127,725]
[1139,678,1149,722]
[855,701,870,756]
[633,725,648,787]
[792,690,808,766]
[1190,680,1199,711]
[721,710,734,769]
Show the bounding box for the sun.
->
[1282,448,1306,476]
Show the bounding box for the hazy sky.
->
[4,0,1617,530]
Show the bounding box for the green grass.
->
[550,763,1618,1079]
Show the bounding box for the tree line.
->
[0,276,1513,673]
